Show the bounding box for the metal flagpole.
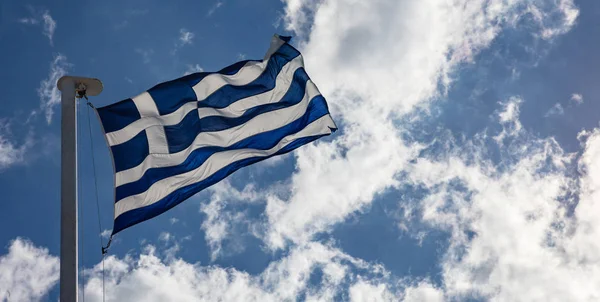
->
[57,76,103,302]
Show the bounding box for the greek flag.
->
[96,35,337,235]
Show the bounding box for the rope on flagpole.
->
[85,100,109,302]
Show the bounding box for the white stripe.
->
[192,35,288,100]
[193,61,266,102]
[264,34,287,60]
[106,102,197,146]
[146,126,169,154]
[131,92,169,154]
[114,114,336,218]
[115,80,321,187]
[105,56,304,147]
[198,55,304,119]
[132,92,159,117]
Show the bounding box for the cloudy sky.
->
[1,0,600,301]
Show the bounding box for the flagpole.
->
[57,76,103,302]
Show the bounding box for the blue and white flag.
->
[96,35,337,235]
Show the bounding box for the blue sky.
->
[2,0,600,301]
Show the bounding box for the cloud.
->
[545,102,565,117]
[0,238,59,302]
[100,229,112,239]
[18,18,38,25]
[37,54,70,124]
[571,93,583,105]
[77,239,439,301]
[394,94,600,300]
[179,28,194,46]
[261,0,579,250]
[135,48,154,64]
[183,64,203,76]
[207,1,224,16]
[201,180,261,260]
[158,232,173,243]
[169,217,179,225]
[0,120,33,170]
[42,11,56,45]
[18,8,56,45]
[540,0,579,39]
[2,236,428,301]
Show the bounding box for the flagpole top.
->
[58,76,103,96]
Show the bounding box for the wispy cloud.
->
[158,232,173,243]
[207,1,224,16]
[179,28,194,46]
[571,93,583,105]
[18,8,56,45]
[0,121,33,170]
[183,64,203,76]
[100,229,112,239]
[544,102,565,117]
[38,54,70,124]
[42,11,56,45]
[135,48,154,64]
[18,18,38,25]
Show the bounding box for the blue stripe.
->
[198,68,310,132]
[97,99,141,133]
[95,60,260,133]
[165,107,201,153]
[111,130,149,172]
[164,68,310,154]
[116,96,330,202]
[197,43,300,109]
[112,132,332,235]
[148,80,198,116]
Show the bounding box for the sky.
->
[1,0,600,301]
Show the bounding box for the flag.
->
[96,35,337,235]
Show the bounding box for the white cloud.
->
[169,217,179,225]
[201,180,261,260]
[183,64,203,76]
[79,239,435,301]
[100,229,112,239]
[262,0,579,250]
[571,93,583,105]
[0,236,441,302]
[395,95,600,300]
[349,281,395,302]
[207,1,224,16]
[545,102,565,117]
[42,11,56,45]
[18,8,56,45]
[18,18,38,25]
[38,54,70,124]
[179,28,194,46]
[158,232,173,243]
[0,120,32,170]
[0,238,59,302]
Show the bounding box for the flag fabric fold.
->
[95,35,337,235]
